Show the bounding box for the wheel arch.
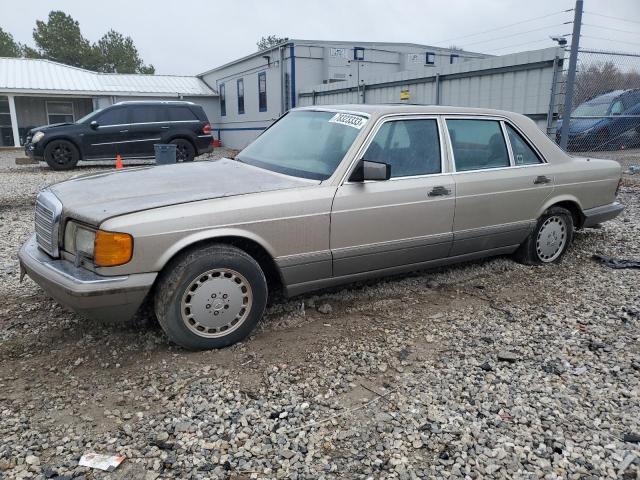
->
[166,135,197,151]
[42,136,84,160]
[538,195,585,228]
[156,228,284,295]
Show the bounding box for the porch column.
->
[7,95,20,147]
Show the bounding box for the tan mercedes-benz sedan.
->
[19,105,624,349]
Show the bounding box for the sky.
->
[1,0,639,76]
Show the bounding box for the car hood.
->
[48,158,317,226]
[557,117,606,135]
[29,123,76,134]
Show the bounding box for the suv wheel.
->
[44,140,80,170]
[515,206,574,265]
[154,244,268,350]
[170,139,195,162]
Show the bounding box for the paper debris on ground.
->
[78,452,125,471]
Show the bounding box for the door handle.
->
[119,129,129,133]
[428,186,451,197]
[161,126,170,129]
[533,175,551,184]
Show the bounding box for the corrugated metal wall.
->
[299,48,563,128]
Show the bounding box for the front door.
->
[82,106,130,159]
[331,117,455,277]
[445,118,554,256]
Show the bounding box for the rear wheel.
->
[170,138,196,162]
[154,244,267,350]
[44,140,79,170]
[514,207,574,265]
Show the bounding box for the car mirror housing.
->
[349,159,391,182]
[90,120,99,129]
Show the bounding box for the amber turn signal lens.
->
[94,230,133,267]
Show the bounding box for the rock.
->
[497,351,519,363]
[25,455,40,466]
[622,432,640,443]
[156,432,169,442]
[174,421,192,433]
[317,303,333,314]
[479,361,493,371]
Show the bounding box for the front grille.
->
[35,191,62,257]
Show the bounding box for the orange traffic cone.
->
[115,154,123,169]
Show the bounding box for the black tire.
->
[44,140,80,170]
[154,244,268,350]
[170,138,196,162]
[514,206,574,265]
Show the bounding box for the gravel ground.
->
[0,148,638,479]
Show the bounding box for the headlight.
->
[64,221,133,267]
[31,131,45,143]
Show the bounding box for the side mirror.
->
[349,159,391,182]
[90,120,99,129]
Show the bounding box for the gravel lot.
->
[0,149,638,479]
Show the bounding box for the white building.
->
[0,57,218,147]
[199,40,488,149]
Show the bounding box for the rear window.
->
[447,119,509,171]
[168,106,198,121]
[130,105,166,123]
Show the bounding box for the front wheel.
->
[514,207,574,265]
[170,139,196,162]
[44,140,80,170]
[154,244,267,350]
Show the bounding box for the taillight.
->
[202,123,212,135]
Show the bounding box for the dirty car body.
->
[19,105,624,349]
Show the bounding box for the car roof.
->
[585,89,638,104]
[296,104,526,120]
[112,100,196,106]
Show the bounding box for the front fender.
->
[153,227,278,272]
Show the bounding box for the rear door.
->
[125,105,168,157]
[446,117,554,256]
[330,116,455,277]
[82,106,130,159]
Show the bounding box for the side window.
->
[237,78,245,114]
[505,124,543,165]
[610,100,624,115]
[220,83,226,116]
[168,106,198,121]
[258,72,267,112]
[447,119,509,171]
[363,119,441,178]
[97,107,128,126]
[131,106,166,124]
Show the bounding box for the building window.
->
[237,78,245,114]
[450,54,459,64]
[219,83,226,116]
[46,101,74,124]
[354,47,365,61]
[426,52,436,65]
[258,72,267,112]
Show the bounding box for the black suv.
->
[25,101,213,170]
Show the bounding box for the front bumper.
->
[24,143,43,160]
[18,234,157,321]
[582,202,624,228]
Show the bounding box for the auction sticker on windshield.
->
[329,113,367,129]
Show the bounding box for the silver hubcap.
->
[180,268,252,338]
[536,215,567,262]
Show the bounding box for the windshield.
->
[76,108,104,124]
[236,110,367,180]
[572,101,611,117]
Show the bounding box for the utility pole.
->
[559,0,583,150]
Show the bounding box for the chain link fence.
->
[549,49,640,152]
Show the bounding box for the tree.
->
[32,11,94,68]
[0,27,24,57]
[257,35,289,51]
[96,30,154,74]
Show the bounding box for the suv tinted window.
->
[505,124,542,165]
[168,106,198,121]
[97,107,128,126]
[364,119,441,177]
[131,105,166,123]
[447,119,509,171]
